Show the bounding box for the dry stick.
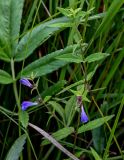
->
[29,123,79,160]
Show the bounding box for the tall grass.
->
[0,0,124,160]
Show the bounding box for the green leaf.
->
[85,53,109,63]
[0,70,13,84]
[0,1,11,60]
[19,111,29,128]
[57,65,98,95]
[43,96,51,103]
[42,80,67,98]
[10,0,24,55]
[90,147,102,160]
[55,43,87,63]
[5,134,27,160]
[78,115,114,134]
[65,96,76,126]
[56,53,83,63]
[0,0,24,61]
[48,101,65,122]
[48,22,73,28]
[95,0,124,38]
[42,127,74,145]
[0,50,11,62]
[19,45,81,78]
[101,48,124,88]
[82,90,91,102]
[15,17,72,61]
[57,7,74,17]
[92,127,105,154]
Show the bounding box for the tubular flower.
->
[21,101,38,111]
[20,78,33,88]
[81,105,88,123]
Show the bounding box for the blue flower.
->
[20,78,33,88]
[81,105,88,123]
[21,101,38,111]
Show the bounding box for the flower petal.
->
[81,106,88,123]
[20,78,33,88]
[21,101,38,111]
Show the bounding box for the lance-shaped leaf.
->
[5,134,27,160]
[42,127,74,145]
[19,111,29,128]
[19,45,81,78]
[10,0,24,55]
[0,0,24,61]
[78,115,114,134]
[65,96,76,126]
[85,53,110,63]
[15,17,72,61]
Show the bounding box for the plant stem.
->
[11,58,22,160]
[103,97,124,160]
[11,58,20,109]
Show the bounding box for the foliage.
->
[0,0,124,160]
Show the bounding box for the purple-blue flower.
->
[81,105,88,123]
[20,78,33,88]
[21,101,38,111]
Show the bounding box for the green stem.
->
[73,111,80,154]
[11,58,22,160]
[11,59,20,109]
[103,97,124,160]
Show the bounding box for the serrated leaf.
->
[78,115,114,134]
[0,0,24,61]
[42,127,74,145]
[0,70,13,84]
[65,96,76,126]
[19,45,81,78]
[15,17,72,61]
[85,53,109,63]
[19,111,29,128]
[5,134,27,160]
[23,59,68,78]
[0,1,11,60]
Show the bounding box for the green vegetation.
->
[0,0,124,160]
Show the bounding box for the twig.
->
[29,123,79,160]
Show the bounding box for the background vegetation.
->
[0,0,124,160]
